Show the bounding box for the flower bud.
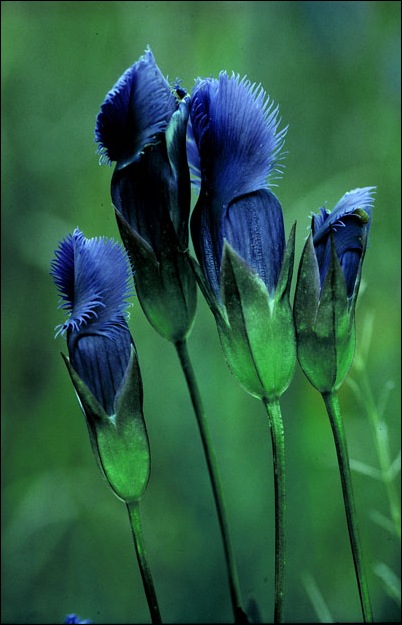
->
[51,229,150,503]
[294,187,375,393]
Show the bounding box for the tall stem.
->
[127,501,162,624]
[323,391,373,622]
[175,339,248,624]
[263,397,286,624]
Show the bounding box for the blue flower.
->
[95,47,177,169]
[311,187,375,297]
[187,71,296,401]
[188,71,288,302]
[294,187,376,393]
[95,48,196,342]
[64,614,92,624]
[50,228,133,416]
[95,46,189,257]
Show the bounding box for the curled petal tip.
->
[95,48,178,166]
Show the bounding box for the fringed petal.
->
[50,228,133,338]
[313,187,375,244]
[189,71,287,209]
[312,187,375,297]
[95,47,178,167]
[189,71,287,302]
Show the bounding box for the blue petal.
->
[312,187,375,296]
[95,48,178,167]
[223,189,285,297]
[189,71,287,302]
[189,72,287,208]
[192,189,285,301]
[186,115,201,188]
[313,186,375,244]
[340,249,362,297]
[112,143,181,255]
[68,327,132,416]
[50,228,133,338]
[191,191,223,300]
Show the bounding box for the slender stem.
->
[262,397,286,624]
[323,391,373,623]
[175,339,248,624]
[127,500,162,624]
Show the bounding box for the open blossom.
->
[50,228,133,416]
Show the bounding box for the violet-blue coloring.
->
[311,187,375,297]
[50,228,133,415]
[188,71,288,302]
[95,47,190,258]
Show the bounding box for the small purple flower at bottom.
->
[64,614,93,624]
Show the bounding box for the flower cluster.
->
[51,46,375,624]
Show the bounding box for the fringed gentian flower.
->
[95,47,196,343]
[294,187,375,393]
[188,72,296,401]
[188,71,296,624]
[50,228,150,504]
[52,230,162,621]
[294,189,376,622]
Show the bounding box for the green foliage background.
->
[2,1,400,623]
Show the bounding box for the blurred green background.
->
[2,1,400,623]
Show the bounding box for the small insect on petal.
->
[353,208,370,224]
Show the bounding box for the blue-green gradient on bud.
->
[50,229,150,503]
[95,47,196,343]
[294,187,375,393]
[188,72,296,401]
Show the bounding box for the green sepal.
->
[165,97,191,243]
[62,345,151,504]
[294,235,356,393]
[115,209,197,343]
[218,229,296,401]
[186,251,226,324]
[275,222,297,302]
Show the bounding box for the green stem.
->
[263,398,286,624]
[323,391,373,623]
[127,500,162,624]
[175,339,248,624]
